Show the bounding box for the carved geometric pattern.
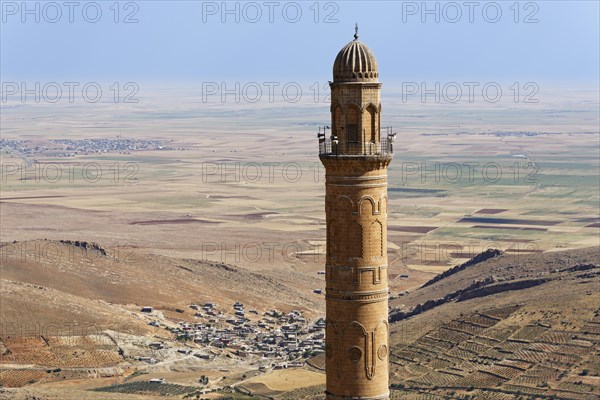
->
[378,195,387,214]
[367,219,383,260]
[345,321,368,377]
[353,266,385,286]
[366,332,376,380]
[334,195,354,215]
[359,196,376,215]
[342,321,387,380]
[348,346,362,363]
[327,195,368,262]
[374,320,388,364]
[377,344,388,361]
[326,289,388,303]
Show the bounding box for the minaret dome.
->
[332,25,379,83]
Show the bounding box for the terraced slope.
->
[388,247,600,399]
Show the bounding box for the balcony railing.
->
[319,138,393,156]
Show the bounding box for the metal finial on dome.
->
[354,23,359,40]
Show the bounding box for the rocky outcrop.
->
[390,276,496,323]
[391,249,506,322]
[559,263,599,273]
[421,249,503,288]
[456,277,550,302]
[59,240,107,256]
[391,273,567,323]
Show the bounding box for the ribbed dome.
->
[333,31,379,83]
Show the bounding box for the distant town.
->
[0,137,186,158]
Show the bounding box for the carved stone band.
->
[326,289,388,303]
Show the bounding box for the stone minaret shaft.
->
[320,29,393,400]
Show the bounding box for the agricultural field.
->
[239,368,325,395]
[1,88,598,398]
[1,88,598,281]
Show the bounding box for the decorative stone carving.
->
[359,195,377,215]
[348,346,362,363]
[377,344,388,361]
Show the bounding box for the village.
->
[134,301,326,382]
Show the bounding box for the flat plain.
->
[1,86,598,398]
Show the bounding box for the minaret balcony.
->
[318,138,394,158]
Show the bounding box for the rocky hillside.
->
[0,239,323,335]
[387,247,600,399]
[1,241,599,399]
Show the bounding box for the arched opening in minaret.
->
[333,105,343,139]
[366,104,377,143]
[346,105,360,144]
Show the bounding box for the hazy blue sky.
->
[1,1,599,85]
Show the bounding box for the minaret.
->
[319,26,394,400]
